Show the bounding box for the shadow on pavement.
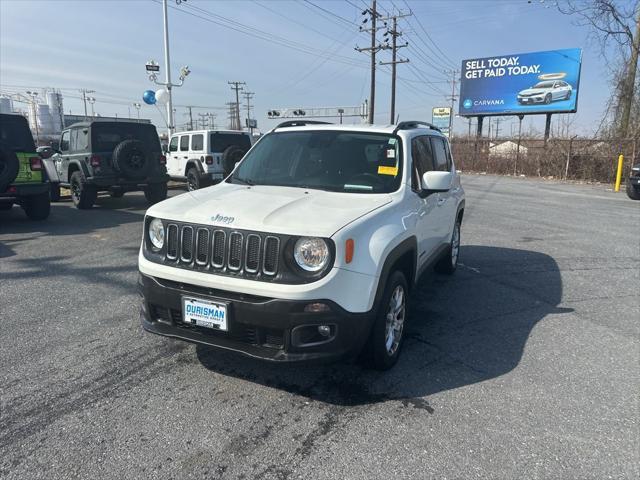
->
[196,245,572,407]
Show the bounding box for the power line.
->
[302,0,359,27]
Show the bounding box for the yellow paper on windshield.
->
[378,165,398,176]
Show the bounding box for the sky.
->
[0,0,626,137]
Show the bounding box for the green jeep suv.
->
[0,113,51,220]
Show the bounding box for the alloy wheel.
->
[384,285,406,356]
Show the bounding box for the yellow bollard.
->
[614,154,624,192]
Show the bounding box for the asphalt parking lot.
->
[1,175,638,479]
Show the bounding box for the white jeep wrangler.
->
[165,129,251,191]
[139,120,465,370]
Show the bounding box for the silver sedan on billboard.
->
[517,80,572,105]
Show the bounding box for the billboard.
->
[459,48,582,117]
[432,107,451,136]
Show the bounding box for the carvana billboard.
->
[459,48,582,116]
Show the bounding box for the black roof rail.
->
[275,120,333,129]
[393,121,442,135]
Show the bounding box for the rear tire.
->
[364,271,408,371]
[626,181,640,200]
[50,183,61,202]
[70,171,96,209]
[186,167,200,191]
[435,220,461,275]
[0,143,20,192]
[23,191,51,220]
[144,182,168,204]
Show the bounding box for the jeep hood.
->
[148,183,393,237]
[519,88,548,95]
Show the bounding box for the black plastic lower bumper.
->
[138,273,375,363]
[1,182,49,200]
[628,176,640,186]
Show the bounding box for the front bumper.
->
[138,272,375,363]
[627,175,640,186]
[517,96,545,104]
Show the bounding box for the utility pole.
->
[133,102,141,122]
[198,113,209,129]
[208,112,217,129]
[226,102,237,130]
[87,97,96,117]
[494,117,502,139]
[444,69,459,137]
[379,13,410,124]
[80,89,95,119]
[356,0,383,124]
[242,91,254,133]
[184,106,194,130]
[228,81,245,130]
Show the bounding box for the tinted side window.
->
[411,136,434,190]
[60,131,70,151]
[179,135,190,152]
[431,137,450,172]
[191,134,204,151]
[169,136,178,152]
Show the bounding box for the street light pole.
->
[162,0,173,138]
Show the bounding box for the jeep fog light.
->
[148,218,165,250]
[294,237,329,272]
[304,302,330,313]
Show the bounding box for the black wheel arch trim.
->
[371,236,417,313]
[185,160,204,176]
[67,160,91,181]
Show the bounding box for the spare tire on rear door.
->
[222,145,247,176]
[0,142,20,192]
[112,139,150,179]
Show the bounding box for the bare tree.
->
[558,1,639,138]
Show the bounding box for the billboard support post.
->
[544,113,552,148]
[473,115,484,171]
[515,114,524,175]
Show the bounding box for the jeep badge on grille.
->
[211,214,234,224]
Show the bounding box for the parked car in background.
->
[517,80,572,105]
[44,120,169,208]
[627,164,640,200]
[165,129,251,190]
[0,113,50,220]
[139,120,465,370]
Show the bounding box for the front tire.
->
[70,171,96,209]
[364,271,408,370]
[544,93,552,104]
[144,182,168,204]
[626,181,640,200]
[23,191,51,220]
[435,220,461,274]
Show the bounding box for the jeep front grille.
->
[164,224,280,277]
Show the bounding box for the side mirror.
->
[421,171,452,193]
[39,150,52,159]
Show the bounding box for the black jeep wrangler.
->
[0,113,51,220]
[45,121,169,209]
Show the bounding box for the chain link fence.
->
[451,137,639,183]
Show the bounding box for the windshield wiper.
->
[232,176,255,186]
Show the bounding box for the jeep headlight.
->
[148,218,165,250]
[294,237,329,272]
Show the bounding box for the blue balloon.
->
[143,90,156,105]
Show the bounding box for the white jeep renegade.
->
[139,120,465,370]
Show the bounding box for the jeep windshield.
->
[92,123,160,152]
[231,130,402,193]
[0,115,36,152]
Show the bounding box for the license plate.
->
[211,173,224,180]
[182,297,228,331]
